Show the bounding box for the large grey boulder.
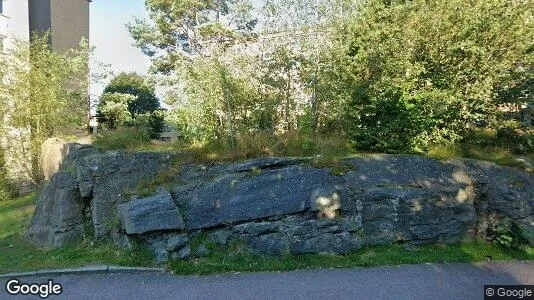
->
[181,165,343,229]
[27,172,85,248]
[85,152,177,239]
[357,187,476,245]
[250,234,290,256]
[290,232,362,255]
[167,234,189,252]
[221,157,308,173]
[118,190,185,235]
[462,160,533,219]
[342,155,473,190]
[27,150,534,259]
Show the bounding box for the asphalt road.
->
[1,262,533,300]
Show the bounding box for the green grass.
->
[427,144,531,170]
[93,129,357,163]
[93,127,153,151]
[1,194,532,276]
[0,194,154,274]
[168,240,534,275]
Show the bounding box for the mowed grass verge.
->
[0,194,533,275]
[0,194,153,274]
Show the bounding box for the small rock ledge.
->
[27,144,534,261]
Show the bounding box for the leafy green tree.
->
[127,0,257,74]
[329,0,534,152]
[133,109,166,139]
[0,33,90,183]
[97,93,136,129]
[103,72,160,115]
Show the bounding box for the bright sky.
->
[89,0,150,99]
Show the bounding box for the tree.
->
[103,72,160,115]
[127,0,257,74]
[0,32,90,184]
[127,0,261,145]
[97,93,136,129]
[328,0,534,152]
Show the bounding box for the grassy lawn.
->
[0,194,153,274]
[1,194,533,275]
[170,243,534,275]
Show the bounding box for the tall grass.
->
[92,127,531,171]
[93,127,151,151]
[186,132,354,163]
[426,127,532,170]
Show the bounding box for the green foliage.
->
[170,58,266,143]
[330,0,534,152]
[127,0,257,73]
[0,32,90,184]
[134,110,166,140]
[147,110,166,139]
[128,0,533,166]
[486,216,528,249]
[493,121,534,155]
[99,73,165,139]
[0,150,18,201]
[97,93,136,129]
[103,72,160,115]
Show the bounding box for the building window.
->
[0,0,3,14]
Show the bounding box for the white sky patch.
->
[89,0,151,102]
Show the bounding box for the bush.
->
[97,93,136,129]
[486,215,527,249]
[493,121,534,155]
[133,110,166,140]
[147,110,166,140]
[331,0,534,153]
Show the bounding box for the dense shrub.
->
[486,215,528,249]
[493,121,534,155]
[133,110,166,140]
[97,93,136,129]
[330,0,534,152]
[98,73,165,139]
[0,33,90,184]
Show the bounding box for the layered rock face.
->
[27,145,534,261]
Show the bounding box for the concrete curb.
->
[0,265,166,279]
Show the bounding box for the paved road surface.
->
[1,262,533,299]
